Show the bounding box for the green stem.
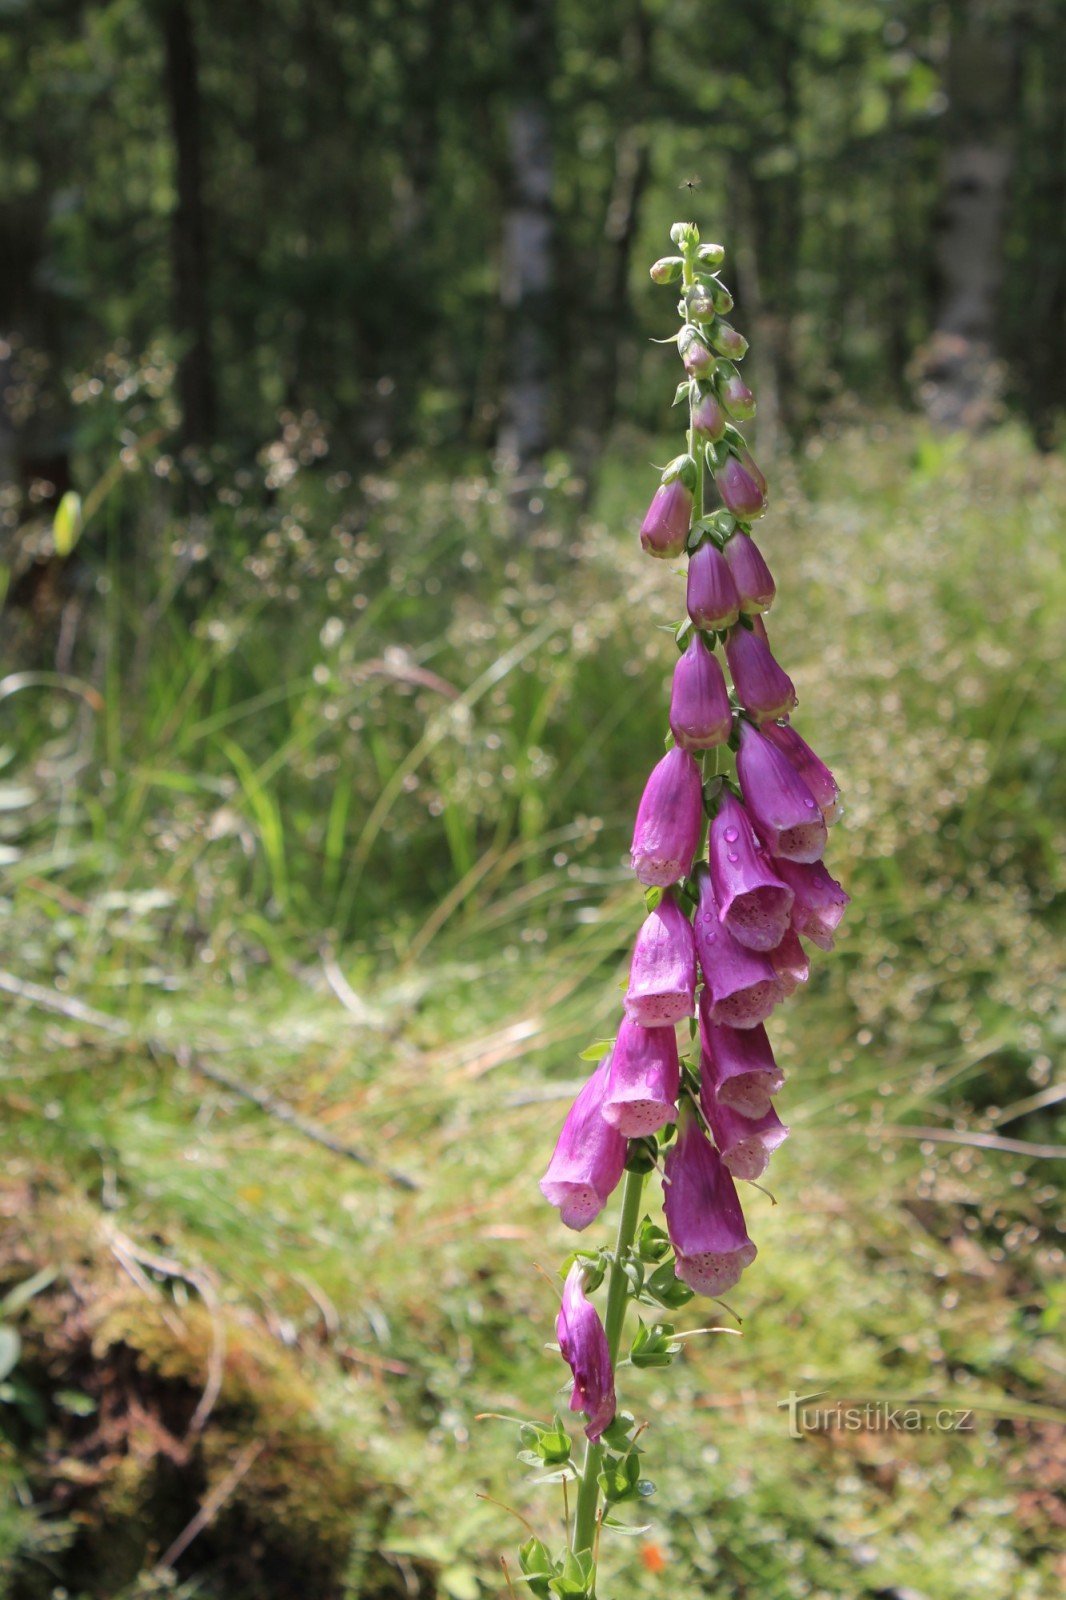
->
[682,247,705,521]
[571,1165,647,1561]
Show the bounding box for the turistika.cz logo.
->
[779,1390,977,1440]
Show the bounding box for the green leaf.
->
[578,1039,613,1062]
[54,1388,97,1418]
[0,1327,21,1383]
[52,491,83,557]
[1,1265,58,1316]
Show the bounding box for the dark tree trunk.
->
[161,0,216,447]
[497,0,555,512]
[920,0,1018,431]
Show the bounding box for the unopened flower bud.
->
[708,790,794,951]
[684,283,715,323]
[687,541,741,630]
[760,721,842,824]
[723,531,775,613]
[650,255,684,284]
[736,720,827,864]
[710,323,749,360]
[640,478,692,558]
[630,747,704,887]
[710,283,734,315]
[691,387,727,442]
[625,890,697,1025]
[697,242,725,268]
[603,1017,681,1137]
[662,1101,757,1297]
[725,619,796,722]
[716,366,756,420]
[671,221,698,249]
[669,634,733,750]
[768,925,810,994]
[679,328,715,378]
[716,453,767,519]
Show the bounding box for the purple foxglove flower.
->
[717,371,756,420]
[700,1005,785,1116]
[640,478,692,559]
[603,1017,680,1137]
[630,746,703,887]
[662,1103,757,1296]
[624,891,697,1025]
[694,870,781,1029]
[701,1078,789,1181]
[692,388,727,442]
[738,447,767,494]
[761,720,842,825]
[768,924,810,995]
[708,790,794,952]
[725,619,796,723]
[680,329,715,378]
[669,634,733,751]
[772,857,850,951]
[556,1262,616,1442]
[540,1059,627,1230]
[736,720,827,864]
[716,452,766,519]
[686,540,741,631]
[723,531,775,614]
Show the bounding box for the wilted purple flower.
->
[761,720,842,825]
[694,870,781,1028]
[669,634,733,751]
[640,478,692,559]
[716,452,766,519]
[723,531,775,614]
[701,1079,789,1181]
[717,370,756,420]
[686,541,741,630]
[662,1102,757,1296]
[691,388,727,442]
[630,747,704,887]
[725,618,796,723]
[540,1059,628,1230]
[556,1262,616,1442]
[603,1017,680,1137]
[708,790,794,951]
[736,720,827,865]
[625,891,697,1025]
[768,925,810,995]
[772,857,850,951]
[700,1006,785,1117]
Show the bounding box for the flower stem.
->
[571,1165,647,1561]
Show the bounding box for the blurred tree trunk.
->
[920,0,1018,431]
[161,0,216,447]
[498,0,555,516]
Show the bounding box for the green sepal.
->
[671,380,691,407]
[674,616,693,648]
[550,1549,595,1600]
[623,1137,658,1176]
[643,885,664,914]
[645,1261,695,1309]
[705,440,729,474]
[630,1318,681,1369]
[579,1038,614,1062]
[560,1249,607,1293]
[600,1410,638,1450]
[635,1216,671,1263]
[518,1538,555,1600]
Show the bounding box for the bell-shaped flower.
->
[736,720,827,864]
[556,1262,616,1442]
[540,1058,627,1230]
[603,1017,680,1137]
[640,478,692,558]
[723,531,775,614]
[694,870,781,1028]
[708,790,794,952]
[761,721,842,825]
[686,541,741,630]
[670,634,733,751]
[773,857,850,951]
[716,452,766,519]
[701,1079,789,1181]
[662,1102,757,1296]
[625,891,697,1025]
[725,619,796,723]
[768,924,810,995]
[700,1005,785,1116]
[630,747,704,887]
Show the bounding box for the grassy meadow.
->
[0,416,1063,1599]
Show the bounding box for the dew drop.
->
[724,826,739,843]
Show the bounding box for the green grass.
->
[0,419,1063,1599]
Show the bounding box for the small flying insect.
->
[678,175,702,194]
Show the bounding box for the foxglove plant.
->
[511,223,849,1600]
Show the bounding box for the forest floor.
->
[0,421,1063,1600]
